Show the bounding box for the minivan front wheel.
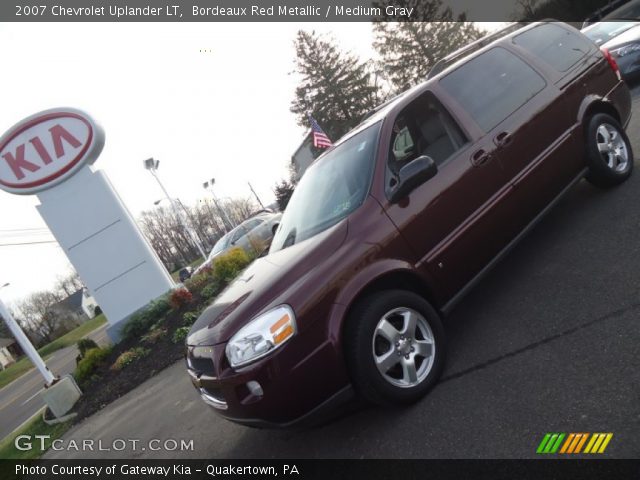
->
[345,290,445,406]
[585,113,634,188]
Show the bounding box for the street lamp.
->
[0,283,56,385]
[203,178,234,232]
[143,158,207,259]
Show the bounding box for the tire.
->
[585,113,634,188]
[344,290,445,406]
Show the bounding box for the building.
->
[0,337,22,370]
[291,131,317,181]
[81,288,100,318]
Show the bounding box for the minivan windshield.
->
[270,122,380,253]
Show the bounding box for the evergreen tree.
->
[274,179,295,211]
[373,0,484,93]
[291,30,381,141]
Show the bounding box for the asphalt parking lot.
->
[46,85,640,460]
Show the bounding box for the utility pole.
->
[247,182,265,209]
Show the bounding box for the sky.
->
[0,21,503,306]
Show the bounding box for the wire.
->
[0,227,49,232]
[0,240,58,247]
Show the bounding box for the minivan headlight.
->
[225,305,296,368]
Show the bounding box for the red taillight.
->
[601,47,622,80]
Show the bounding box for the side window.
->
[392,127,415,162]
[440,47,546,132]
[230,228,244,244]
[389,92,467,175]
[514,23,592,72]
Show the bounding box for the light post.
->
[0,283,56,386]
[203,178,234,232]
[143,158,207,259]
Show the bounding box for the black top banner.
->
[1,0,638,22]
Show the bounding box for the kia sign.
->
[0,108,105,194]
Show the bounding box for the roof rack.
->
[427,22,525,79]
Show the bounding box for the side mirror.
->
[390,156,438,203]
[271,223,279,236]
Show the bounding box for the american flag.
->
[308,115,333,149]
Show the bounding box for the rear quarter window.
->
[513,23,593,72]
[439,47,546,132]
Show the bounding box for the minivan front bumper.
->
[185,332,352,427]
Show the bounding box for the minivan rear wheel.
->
[345,290,445,406]
[585,113,634,188]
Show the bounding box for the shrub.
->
[182,311,199,326]
[213,247,251,284]
[77,339,99,359]
[74,347,112,386]
[121,296,171,340]
[111,347,150,371]
[172,327,190,344]
[201,281,221,299]
[170,288,193,309]
[184,271,211,292]
[141,327,167,344]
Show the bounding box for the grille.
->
[187,346,216,375]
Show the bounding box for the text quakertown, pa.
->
[192,5,415,18]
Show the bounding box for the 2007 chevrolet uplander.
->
[186,22,633,427]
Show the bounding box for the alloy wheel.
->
[371,307,435,388]
[596,123,629,173]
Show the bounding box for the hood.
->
[602,25,640,50]
[187,218,349,346]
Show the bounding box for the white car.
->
[193,212,282,275]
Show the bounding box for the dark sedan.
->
[583,21,640,82]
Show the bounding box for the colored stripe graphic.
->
[574,433,589,453]
[559,434,575,454]
[584,433,613,454]
[538,433,613,454]
[536,433,565,454]
[537,434,552,454]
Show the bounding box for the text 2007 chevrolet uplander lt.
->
[186,22,633,427]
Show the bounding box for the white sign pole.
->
[0,288,56,386]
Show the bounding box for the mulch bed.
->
[71,293,204,423]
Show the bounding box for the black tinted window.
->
[440,47,546,132]
[514,23,592,72]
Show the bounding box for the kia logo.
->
[0,108,105,195]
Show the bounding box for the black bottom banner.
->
[2,459,640,480]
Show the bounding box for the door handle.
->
[471,149,491,167]
[494,131,512,148]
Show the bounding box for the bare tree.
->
[138,196,261,271]
[16,290,65,344]
[221,198,259,226]
[54,269,83,297]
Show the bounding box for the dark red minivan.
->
[186,22,633,427]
